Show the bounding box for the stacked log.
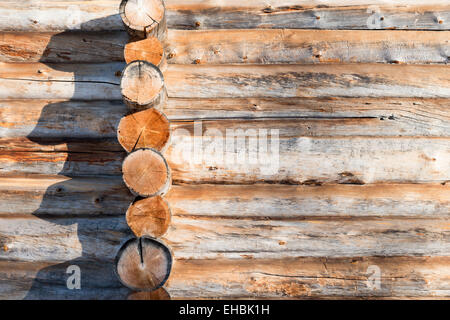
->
[115,0,172,298]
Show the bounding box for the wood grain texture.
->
[2,29,448,65]
[1,177,448,218]
[1,1,449,31]
[1,98,449,138]
[165,64,450,98]
[167,29,450,65]
[167,256,450,298]
[2,63,449,100]
[0,31,128,63]
[126,196,171,237]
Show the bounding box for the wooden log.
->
[120,0,167,40]
[121,61,167,111]
[117,108,171,153]
[1,177,448,218]
[122,149,171,197]
[165,64,450,98]
[0,31,128,63]
[1,256,449,299]
[2,63,449,100]
[127,288,170,300]
[167,256,450,299]
[1,98,449,138]
[1,1,449,32]
[0,135,449,183]
[162,216,450,259]
[1,29,448,65]
[126,196,171,237]
[0,62,124,100]
[167,29,450,65]
[115,237,172,291]
[124,37,166,71]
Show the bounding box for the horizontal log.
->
[167,29,450,65]
[163,216,450,259]
[0,31,128,63]
[2,63,449,99]
[1,134,449,183]
[1,98,449,138]
[1,1,449,31]
[165,64,450,98]
[2,177,447,218]
[167,256,450,298]
[0,62,124,100]
[2,29,448,65]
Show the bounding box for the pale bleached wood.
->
[0,1,449,31]
[0,32,128,63]
[165,64,450,98]
[167,256,450,298]
[163,216,450,259]
[0,136,449,183]
[0,177,448,218]
[167,29,450,65]
[1,63,449,100]
[1,98,449,138]
[0,62,124,100]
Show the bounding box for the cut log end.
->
[126,196,171,237]
[118,108,170,153]
[120,0,166,40]
[124,37,166,71]
[122,148,171,197]
[115,237,172,291]
[121,60,166,111]
[127,287,171,300]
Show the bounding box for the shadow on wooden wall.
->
[23,16,131,300]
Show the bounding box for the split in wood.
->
[121,60,167,112]
[119,0,167,41]
[126,196,171,238]
[127,287,170,300]
[115,236,172,291]
[117,108,170,153]
[124,37,167,71]
[122,148,171,197]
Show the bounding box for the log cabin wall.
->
[0,0,449,299]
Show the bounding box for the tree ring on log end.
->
[117,108,170,153]
[124,37,166,71]
[126,196,171,237]
[115,237,172,291]
[121,60,166,111]
[119,0,166,39]
[122,148,171,197]
[127,287,171,300]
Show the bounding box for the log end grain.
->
[122,148,171,197]
[115,237,172,291]
[121,60,166,111]
[124,37,166,71]
[118,108,170,153]
[119,0,166,39]
[126,196,171,237]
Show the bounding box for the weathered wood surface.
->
[1,98,449,138]
[0,32,128,63]
[167,30,450,65]
[1,1,449,31]
[3,30,448,65]
[1,63,449,99]
[0,62,124,100]
[0,136,449,183]
[1,177,448,218]
[165,64,450,98]
[167,257,450,298]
